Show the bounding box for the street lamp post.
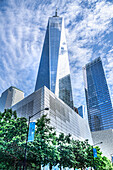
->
[92,142,103,170]
[23,107,49,170]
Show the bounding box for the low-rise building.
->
[92,129,113,161]
[0,86,24,112]
[12,86,93,144]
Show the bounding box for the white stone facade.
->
[12,86,93,144]
[92,129,113,160]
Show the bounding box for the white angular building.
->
[92,129,113,160]
[0,86,24,112]
[12,86,93,144]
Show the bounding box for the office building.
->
[78,105,85,118]
[0,86,24,112]
[12,86,93,144]
[35,10,73,109]
[83,57,113,132]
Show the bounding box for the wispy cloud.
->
[65,0,113,107]
[0,0,113,109]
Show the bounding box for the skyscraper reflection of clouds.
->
[83,57,113,132]
[35,11,73,108]
[78,105,85,118]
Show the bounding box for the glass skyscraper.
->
[78,105,85,118]
[83,57,113,132]
[35,11,73,108]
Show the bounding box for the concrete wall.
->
[92,129,113,160]
[12,86,93,144]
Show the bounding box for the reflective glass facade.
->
[83,57,113,132]
[35,14,73,108]
[78,105,84,118]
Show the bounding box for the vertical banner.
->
[93,148,97,158]
[28,122,35,142]
[112,156,113,163]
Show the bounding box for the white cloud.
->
[0,0,113,109]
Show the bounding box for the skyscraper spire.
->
[53,8,58,17]
[55,8,57,17]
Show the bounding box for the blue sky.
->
[0,0,113,108]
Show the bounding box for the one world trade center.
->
[35,10,73,108]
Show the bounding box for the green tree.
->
[1,109,113,170]
[71,139,92,170]
[56,133,73,170]
[85,142,94,169]
[85,145,113,170]
[0,109,27,169]
[0,110,58,169]
[26,114,58,170]
[93,146,113,170]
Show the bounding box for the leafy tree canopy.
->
[0,109,113,170]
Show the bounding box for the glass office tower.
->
[35,11,73,108]
[83,57,113,132]
[78,105,85,118]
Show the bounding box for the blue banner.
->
[28,122,35,142]
[112,156,113,163]
[93,148,97,158]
